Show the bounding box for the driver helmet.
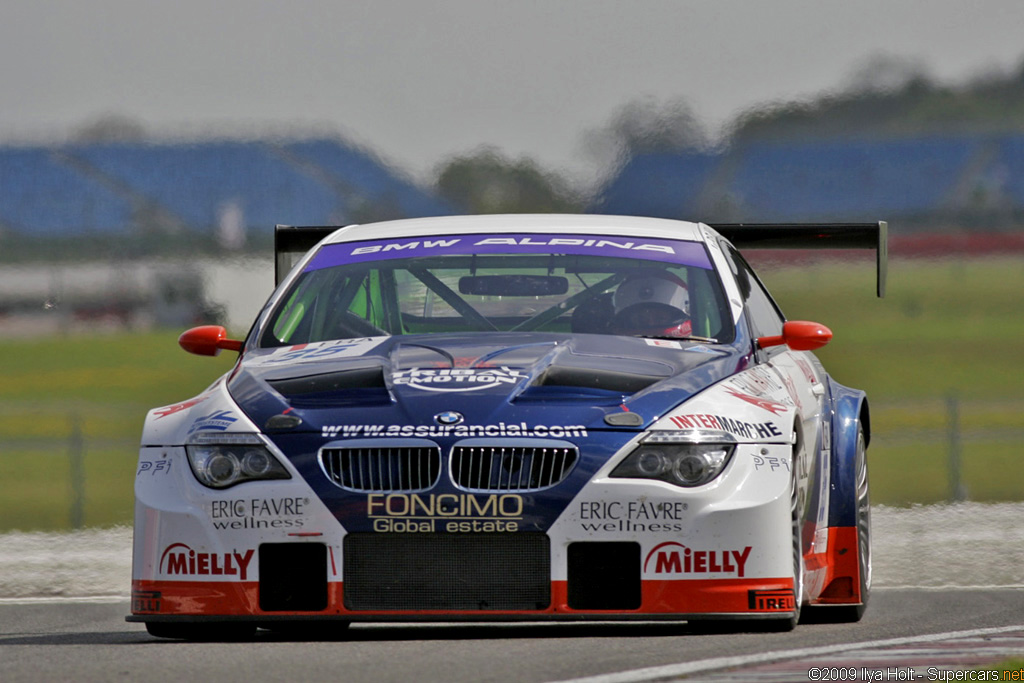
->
[612,272,692,338]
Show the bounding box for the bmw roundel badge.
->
[434,411,464,426]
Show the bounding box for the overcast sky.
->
[4,0,1024,184]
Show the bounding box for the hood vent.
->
[534,365,666,394]
[267,366,389,408]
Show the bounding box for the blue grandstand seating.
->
[591,135,993,222]
[0,148,132,234]
[285,140,450,217]
[993,134,1024,205]
[4,133,1023,239]
[591,152,719,218]
[71,142,344,230]
[0,139,449,238]
[726,137,980,220]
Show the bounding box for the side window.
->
[686,266,730,342]
[721,242,784,339]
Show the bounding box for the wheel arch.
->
[826,378,869,528]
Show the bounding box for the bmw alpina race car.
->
[129,214,885,638]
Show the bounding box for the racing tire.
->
[766,468,804,632]
[835,428,868,626]
[144,621,257,641]
[804,425,871,623]
[833,426,871,621]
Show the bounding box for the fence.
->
[868,395,1024,505]
[0,407,138,532]
[1,395,1022,532]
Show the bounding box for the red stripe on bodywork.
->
[133,577,795,617]
[640,578,794,613]
[808,526,864,605]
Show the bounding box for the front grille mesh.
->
[343,533,550,611]
[451,444,578,491]
[321,445,441,492]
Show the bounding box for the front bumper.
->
[131,442,800,623]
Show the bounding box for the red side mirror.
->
[757,321,832,352]
[178,325,244,356]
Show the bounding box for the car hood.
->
[224,333,750,533]
[228,333,748,436]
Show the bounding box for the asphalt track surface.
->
[1,590,1023,682]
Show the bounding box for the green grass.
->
[0,445,137,529]
[757,256,1024,401]
[759,256,1024,508]
[0,331,233,531]
[869,439,1024,505]
[1,256,1022,530]
[0,331,234,406]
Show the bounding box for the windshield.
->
[259,233,734,347]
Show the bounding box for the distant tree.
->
[434,147,583,214]
[607,97,708,152]
[73,114,147,142]
[727,51,1024,142]
[583,97,709,172]
[842,54,934,95]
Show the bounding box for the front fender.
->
[827,378,869,527]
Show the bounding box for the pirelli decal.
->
[748,588,796,611]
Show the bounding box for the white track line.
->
[0,595,126,605]
[547,625,1024,683]
[875,584,1024,591]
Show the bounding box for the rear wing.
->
[274,221,888,296]
[274,225,341,285]
[708,222,888,297]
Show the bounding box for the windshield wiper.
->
[636,334,719,344]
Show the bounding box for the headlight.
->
[610,430,735,487]
[185,432,291,489]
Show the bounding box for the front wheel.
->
[836,426,871,621]
[774,466,804,631]
[804,425,871,623]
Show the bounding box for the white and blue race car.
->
[129,214,884,638]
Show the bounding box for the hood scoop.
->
[534,364,669,394]
[267,364,389,408]
[518,349,675,403]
